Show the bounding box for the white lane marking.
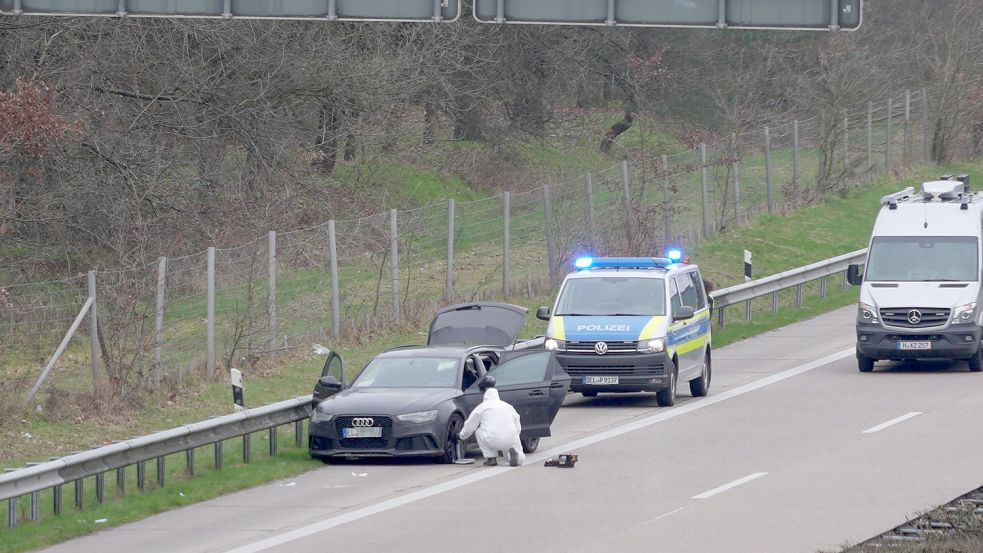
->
[226,347,854,553]
[692,472,768,500]
[862,411,923,434]
[654,507,684,521]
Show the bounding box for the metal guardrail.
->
[1,395,313,528]
[709,248,868,325]
[0,249,870,529]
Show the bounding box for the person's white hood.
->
[484,388,500,402]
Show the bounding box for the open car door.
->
[312,351,345,407]
[463,350,570,440]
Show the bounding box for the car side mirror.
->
[318,375,343,390]
[536,306,551,321]
[847,264,863,286]
[674,306,695,321]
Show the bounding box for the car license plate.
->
[342,427,382,438]
[897,341,932,350]
[583,376,618,385]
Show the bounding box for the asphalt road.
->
[38,306,983,553]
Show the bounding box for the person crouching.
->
[459,376,525,467]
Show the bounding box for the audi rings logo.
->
[350,417,375,427]
[594,341,609,355]
[907,309,922,325]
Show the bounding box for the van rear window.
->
[866,236,978,281]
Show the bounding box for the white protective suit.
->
[459,388,525,465]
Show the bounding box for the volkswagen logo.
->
[594,341,609,355]
[907,309,922,325]
[350,417,375,427]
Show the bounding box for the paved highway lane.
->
[38,306,983,553]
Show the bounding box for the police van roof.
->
[874,196,983,237]
[564,263,694,280]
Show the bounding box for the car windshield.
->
[351,356,460,388]
[554,277,666,316]
[866,236,979,282]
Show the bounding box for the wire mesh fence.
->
[0,89,933,399]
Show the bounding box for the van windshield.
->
[866,236,979,282]
[555,277,666,316]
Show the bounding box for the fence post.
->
[731,136,741,225]
[866,101,874,179]
[327,220,340,338]
[503,192,511,297]
[268,231,277,353]
[389,209,400,323]
[792,121,799,195]
[88,270,100,383]
[886,97,893,174]
[154,257,166,386]
[904,89,912,164]
[921,87,930,163]
[620,160,633,251]
[661,156,672,240]
[445,199,455,302]
[205,247,215,374]
[544,185,557,284]
[700,143,710,239]
[843,114,849,191]
[585,174,597,254]
[764,127,774,215]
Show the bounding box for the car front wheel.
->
[438,414,464,464]
[521,437,539,454]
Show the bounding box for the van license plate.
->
[897,341,931,350]
[583,376,618,385]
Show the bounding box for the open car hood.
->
[427,302,528,347]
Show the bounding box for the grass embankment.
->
[5,162,982,551]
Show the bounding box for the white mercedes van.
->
[848,175,983,372]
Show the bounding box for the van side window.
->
[669,279,682,316]
[691,272,708,310]
[675,273,701,310]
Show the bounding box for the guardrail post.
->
[186,448,195,476]
[215,441,223,470]
[795,284,803,307]
[866,102,873,179]
[820,277,827,300]
[700,143,710,238]
[116,467,125,496]
[243,433,252,463]
[30,491,39,521]
[771,291,779,314]
[53,484,62,515]
[269,426,278,456]
[295,420,304,448]
[74,479,83,510]
[744,299,752,322]
[7,497,15,528]
[764,127,774,215]
[95,473,105,504]
[207,247,216,375]
[445,199,455,301]
[886,97,893,174]
[792,122,799,196]
[503,191,511,297]
[88,270,100,383]
[268,231,277,353]
[661,156,672,238]
[156,456,165,487]
[921,87,930,163]
[544,185,557,283]
[154,257,166,386]
[716,305,724,328]
[389,209,400,323]
[842,270,849,291]
[137,461,145,491]
[327,220,340,338]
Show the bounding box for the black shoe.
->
[508,448,519,467]
[483,458,498,466]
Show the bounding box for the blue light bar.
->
[666,249,682,261]
[573,257,672,269]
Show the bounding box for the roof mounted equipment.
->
[881,187,914,210]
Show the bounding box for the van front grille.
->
[879,308,950,328]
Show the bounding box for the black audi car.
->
[308,302,570,463]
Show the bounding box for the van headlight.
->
[858,302,878,324]
[953,303,977,324]
[396,410,438,423]
[545,339,566,351]
[637,338,666,353]
[310,410,334,425]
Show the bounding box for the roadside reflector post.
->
[231,368,244,412]
[744,249,753,321]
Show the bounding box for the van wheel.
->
[857,349,874,373]
[689,350,711,397]
[521,437,539,454]
[656,361,677,407]
[968,347,983,372]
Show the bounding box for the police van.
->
[848,175,983,373]
[536,253,712,406]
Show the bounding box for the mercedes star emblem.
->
[594,341,609,355]
[907,309,922,325]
